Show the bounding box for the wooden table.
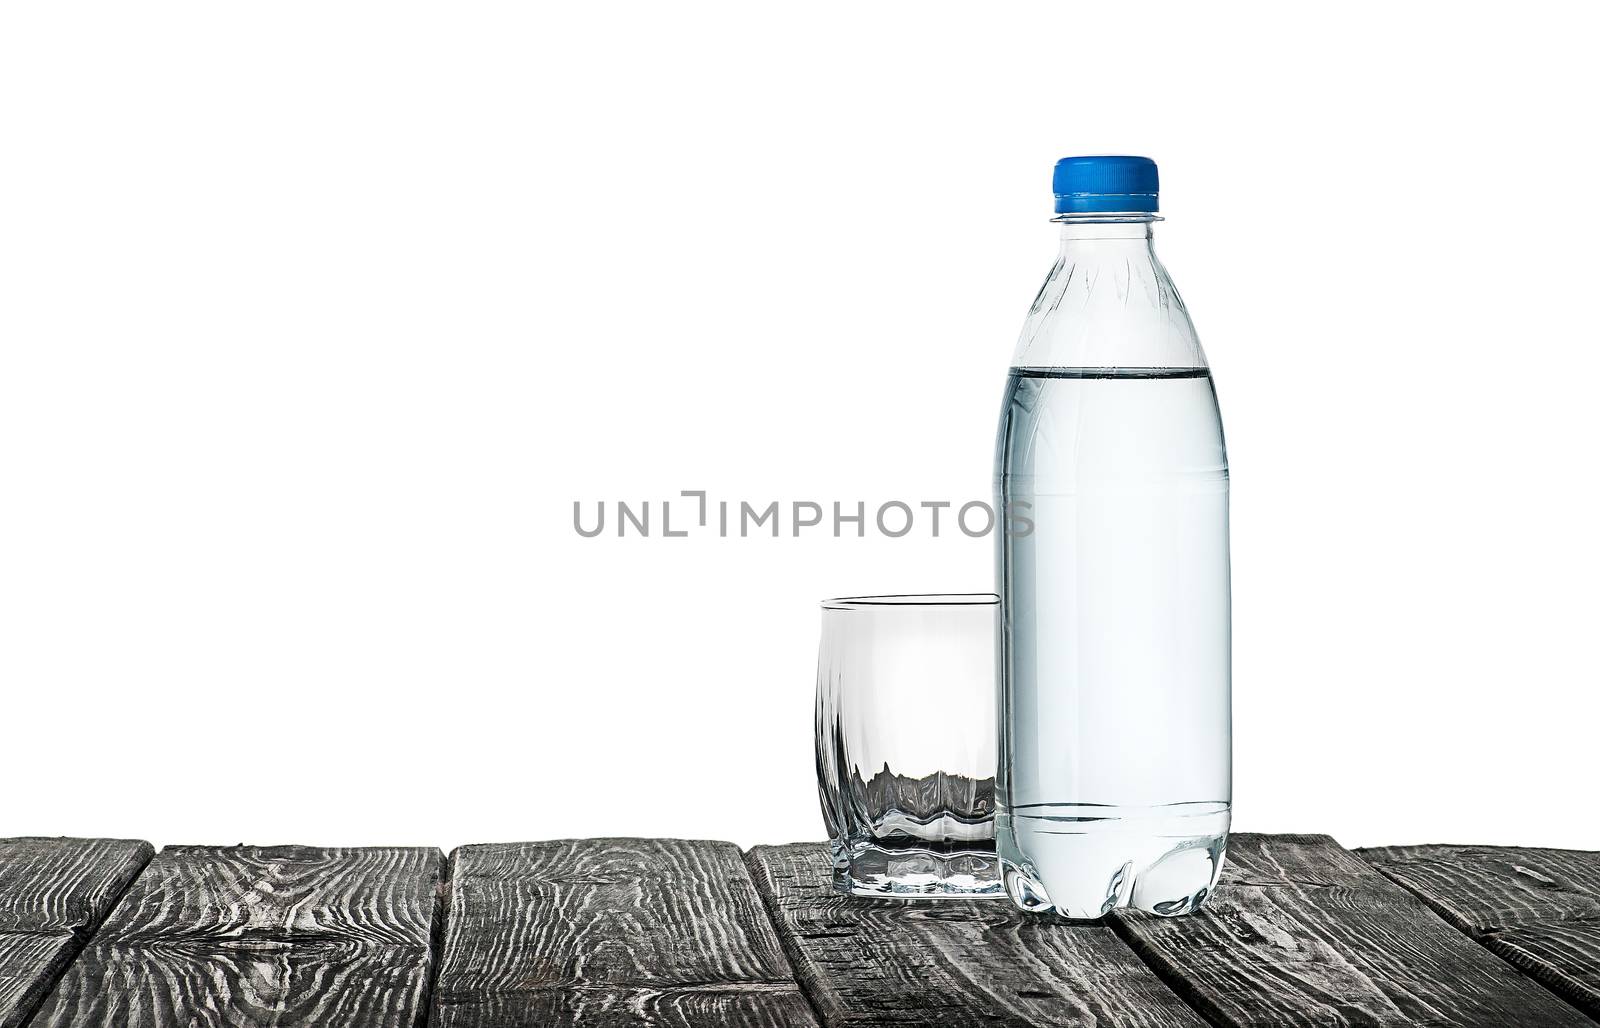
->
[1,834,1596,1027]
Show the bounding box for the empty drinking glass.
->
[815,594,1002,897]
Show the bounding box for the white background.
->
[3,2,1597,851]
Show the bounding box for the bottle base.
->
[998,803,1228,918]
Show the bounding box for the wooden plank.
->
[1361,843,1600,1019]
[431,838,817,1027]
[1110,833,1594,1028]
[30,844,442,1028]
[0,837,152,1028]
[745,843,1207,1028]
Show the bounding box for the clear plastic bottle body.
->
[994,215,1231,917]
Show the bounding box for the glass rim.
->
[820,592,1000,611]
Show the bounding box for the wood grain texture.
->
[432,838,817,1027]
[0,837,153,1028]
[30,844,443,1028]
[1361,843,1600,1019]
[1110,833,1593,1028]
[746,843,1206,1028]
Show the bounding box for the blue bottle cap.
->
[1052,155,1159,214]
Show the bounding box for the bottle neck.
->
[1055,213,1159,251]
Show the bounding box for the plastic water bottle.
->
[994,156,1230,917]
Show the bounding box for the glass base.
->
[833,844,1004,898]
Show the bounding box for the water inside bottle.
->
[996,367,1231,917]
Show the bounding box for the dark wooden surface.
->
[29,844,442,1028]
[3,834,1598,1027]
[1110,834,1594,1028]
[748,843,1206,1027]
[1363,843,1600,1020]
[0,838,151,1028]
[431,839,816,1027]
